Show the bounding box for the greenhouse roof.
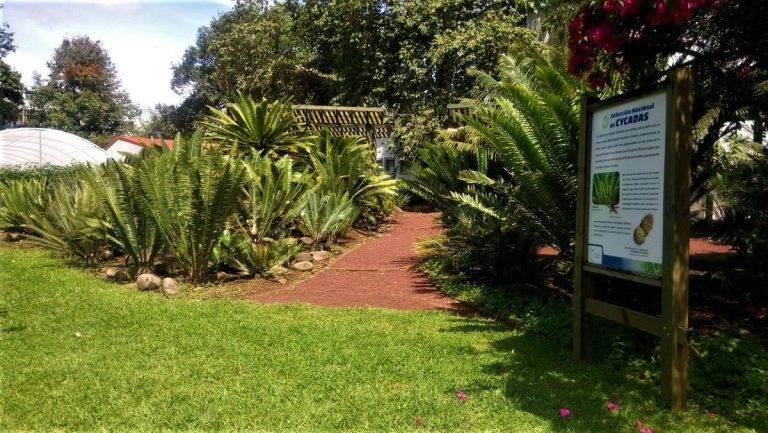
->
[0,128,109,166]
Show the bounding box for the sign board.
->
[586,91,667,276]
[573,68,692,411]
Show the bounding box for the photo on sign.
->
[591,171,620,213]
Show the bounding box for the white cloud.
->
[4,1,228,115]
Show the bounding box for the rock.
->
[299,236,314,246]
[136,273,162,291]
[104,267,126,280]
[292,261,314,272]
[310,250,331,262]
[269,265,289,276]
[275,277,287,284]
[99,249,114,261]
[8,232,22,242]
[295,252,313,262]
[161,278,179,296]
[215,271,230,282]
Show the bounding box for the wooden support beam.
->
[660,67,692,411]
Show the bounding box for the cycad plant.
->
[86,160,162,275]
[214,229,301,276]
[300,190,358,248]
[463,52,584,258]
[200,92,307,157]
[242,152,307,241]
[22,180,106,265]
[136,130,244,283]
[308,131,398,218]
[407,141,490,215]
[0,178,47,231]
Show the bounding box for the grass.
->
[0,246,757,432]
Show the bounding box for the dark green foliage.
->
[307,131,398,223]
[713,140,768,267]
[86,160,162,275]
[690,332,768,426]
[20,179,106,265]
[200,94,308,157]
[0,178,47,231]
[135,130,244,283]
[465,52,584,259]
[214,229,301,275]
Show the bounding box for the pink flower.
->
[606,401,621,413]
[619,0,642,16]
[636,419,655,433]
[455,390,467,403]
[560,407,571,418]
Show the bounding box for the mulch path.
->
[254,211,465,311]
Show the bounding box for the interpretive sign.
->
[573,68,692,411]
[586,91,667,276]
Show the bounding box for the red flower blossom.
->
[619,0,643,16]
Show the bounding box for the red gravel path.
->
[255,211,464,311]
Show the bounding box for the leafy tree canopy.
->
[564,0,768,199]
[27,36,139,144]
[163,0,541,138]
[0,8,24,127]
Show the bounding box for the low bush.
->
[136,131,244,283]
[713,139,768,268]
[0,163,87,184]
[22,180,106,265]
[0,178,47,231]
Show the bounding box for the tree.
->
[171,2,333,118]
[27,36,139,144]
[0,11,24,127]
[168,0,542,148]
[565,0,768,200]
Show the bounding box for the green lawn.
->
[0,246,754,432]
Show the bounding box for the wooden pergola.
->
[292,105,391,145]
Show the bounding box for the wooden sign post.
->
[573,68,693,411]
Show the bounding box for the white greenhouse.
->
[0,128,109,166]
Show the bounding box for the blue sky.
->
[3,1,232,114]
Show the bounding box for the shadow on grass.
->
[438,316,735,433]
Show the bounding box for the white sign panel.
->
[587,91,667,276]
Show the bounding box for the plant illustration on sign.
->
[592,172,620,213]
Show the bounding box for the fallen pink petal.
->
[559,407,571,418]
[635,419,655,433]
[455,390,467,403]
[606,401,620,413]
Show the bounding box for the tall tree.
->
[0,8,24,127]
[168,0,540,156]
[565,0,768,200]
[27,36,138,144]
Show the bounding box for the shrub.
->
[464,52,584,259]
[136,130,244,283]
[86,160,163,276]
[200,93,308,157]
[22,179,106,265]
[0,163,87,184]
[241,152,307,242]
[300,190,358,249]
[214,229,300,275]
[0,178,47,231]
[307,131,398,225]
[713,139,768,267]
